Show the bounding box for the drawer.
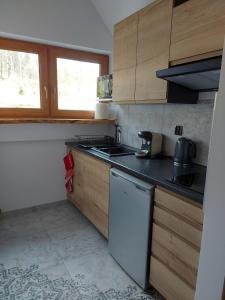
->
[155,187,203,226]
[153,206,202,249]
[73,150,110,184]
[150,256,195,300]
[151,240,197,288]
[152,223,200,271]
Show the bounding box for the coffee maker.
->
[136,131,162,158]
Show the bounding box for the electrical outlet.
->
[175,125,183,136]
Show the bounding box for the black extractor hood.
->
[156,56,222,92]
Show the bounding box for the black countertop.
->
[66,142,206,205]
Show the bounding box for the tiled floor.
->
[0,201,163,299]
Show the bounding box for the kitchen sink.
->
[91,145,135,157]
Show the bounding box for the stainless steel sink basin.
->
[91,145,135,157]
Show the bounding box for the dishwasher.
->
[108,168,154,290]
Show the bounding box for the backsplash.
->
[109,92,216,166]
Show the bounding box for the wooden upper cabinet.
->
[135,0,173,103]
[170,0,225,63]
[113,13,138,71]
[113,13,138,102]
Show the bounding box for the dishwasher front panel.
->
[108,168,154,289]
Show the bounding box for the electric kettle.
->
[174,137,196,167]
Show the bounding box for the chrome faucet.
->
[115,124,121,145]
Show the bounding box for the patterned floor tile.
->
[0,201,163,300]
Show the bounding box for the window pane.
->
[57,58,99,110]
[0,49,40,108]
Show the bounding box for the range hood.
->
[156,56,222,92]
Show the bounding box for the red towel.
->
[64,152,74,192]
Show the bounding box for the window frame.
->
[0,38,109,119]
[0,38,49,117]
[48,46,109,119]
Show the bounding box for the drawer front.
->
[152,223,200,271]
[151,240,197,288]
[155,187,203,226]
[150,256,195,300]
[154,206,202,249]
[73,150,110,184]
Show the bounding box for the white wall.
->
[0,124,112,212]
[90,0,153,33]
[0,0,113,212]
[195,42,225,300]
[0,0,112,52]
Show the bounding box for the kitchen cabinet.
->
[149,187,203,300]
[113,0,173,104]
[170,0,225,64]
[135,0,173,103]
[112,13,138,103]
[68,149,110,238]
[113,0,225,104]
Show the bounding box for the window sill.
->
[0,118,116,125]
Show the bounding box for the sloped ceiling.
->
[90,0,154,33]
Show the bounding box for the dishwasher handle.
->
[134,184,150,193]
[111,170,152,193]
[111,171,120,178]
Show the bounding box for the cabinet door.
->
[170,0,225,62]
[135,0,173,103]
[112,13,138,103]
[69,149,110,238]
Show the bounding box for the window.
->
[0,38,48,117]
[57,59,100,111]
[49,47,108,118]
[0,38,109,119]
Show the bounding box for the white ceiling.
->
[90,0,154,33]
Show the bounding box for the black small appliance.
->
[174,137,196,167]
[137,131,152,158]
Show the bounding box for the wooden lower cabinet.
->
[150,256,195,300]
[150,187,203,300]
[68,149,110,238]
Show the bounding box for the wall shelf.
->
[0,118,115,125]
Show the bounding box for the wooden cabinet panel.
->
[150,186,203,299]
[150,256,195,300]
[155,187,203,226]
[135,55,168,101]
[153,206,202,249]
[112,68,136,102]
[113,13,138,71]
[152,223,200,271]
[78,195,109,238]
[151,240,197,288]
[69,149,110,238]
[137,0,173,64]
[170,0,225,62]
[135,0,173,102]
